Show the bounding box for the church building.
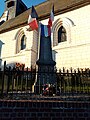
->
[0,0,90,70]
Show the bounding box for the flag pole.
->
[37,22,41,59]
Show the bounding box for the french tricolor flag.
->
[28,6,38,30]
[48,5,54,27]
[41,24,51,37]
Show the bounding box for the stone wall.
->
[0,26,38,68]
[0,100,90,120]
[52,4,90,70]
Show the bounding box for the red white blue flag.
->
[28,6,38,30]
[41,24,51,37]
[48,5,54,27]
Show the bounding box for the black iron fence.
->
[57,68,90,93]
[0,61,36,97]
[0,61,90,101]
[56,68,90,101]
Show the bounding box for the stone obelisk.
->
[35,29,56,94]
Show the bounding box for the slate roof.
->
[0,0,89,34]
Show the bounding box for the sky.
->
[0,0,46,17]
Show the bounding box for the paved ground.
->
[0,92,90,101]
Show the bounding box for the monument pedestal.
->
[35,36,56,94]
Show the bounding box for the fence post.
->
[16,68,19,92]
[77,68,81,93]
[11,67,14,94]
[25,67,28,91]
[6,66,11,95]
[1,61,6,96]
[21,65,24,92]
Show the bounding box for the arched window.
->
[52,18,75,46]
[15,29,27,54]
[21,35,26,50]
[58,26,67,43]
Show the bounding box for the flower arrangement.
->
[15,62,25,69]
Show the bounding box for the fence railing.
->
[56,68,90,101]
[0,62,90,101]
[0,61,36,97]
